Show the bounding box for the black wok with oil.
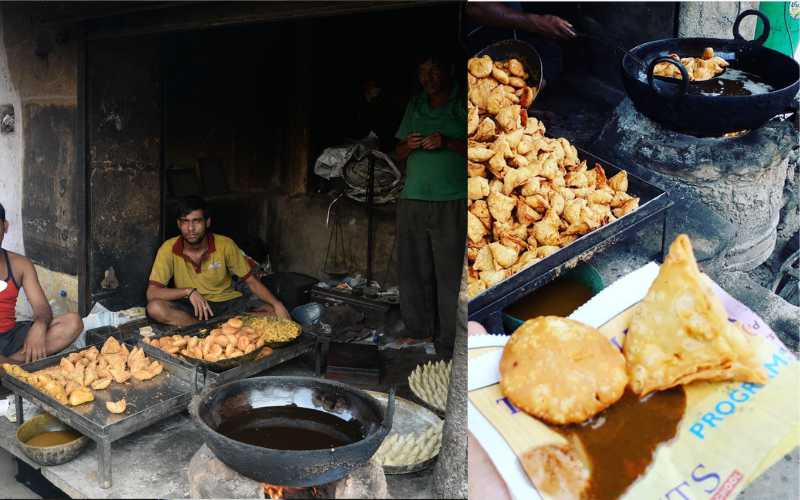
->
[620,10,799,135]
[189,365,395,487]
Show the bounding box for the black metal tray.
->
[468,147,672,332]
[136,313,318,387]
[1,341,193,488]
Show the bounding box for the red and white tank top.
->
[0,249,20,333]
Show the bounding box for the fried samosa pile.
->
[144,316,273,363]
[467,55,639,299]
[653,47,729,81]
[2,337,163,408]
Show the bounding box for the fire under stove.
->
[188,444,388,499]
[591,98,796,272]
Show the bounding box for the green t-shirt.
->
[395,80,467,201]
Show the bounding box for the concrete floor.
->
[0,447,39,500]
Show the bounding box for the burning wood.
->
[263,484,320,499]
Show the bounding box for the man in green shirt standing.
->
[393,47,467,348]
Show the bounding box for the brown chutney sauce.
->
[551,387,687,500]
[26,430,83,447]
[503,279,596,320]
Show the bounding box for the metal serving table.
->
[135,313,321,387]
[468,147,672,333]
[1,342,193,489]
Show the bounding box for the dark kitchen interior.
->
[87,2,465,312]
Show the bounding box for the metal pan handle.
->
[191,360,208,398]
[382,386,396,431]
[733,9,770,45]
[647,57,690,95]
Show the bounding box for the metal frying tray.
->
[1,341,193,489]
[468,147,672,332]
[136,313,318,387]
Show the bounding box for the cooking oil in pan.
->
[217,406,364,450]
[695,68,776,96]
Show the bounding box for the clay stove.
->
[591,98,796,271]
[188,444,388,499]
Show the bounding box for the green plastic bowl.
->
[502,262,604,334]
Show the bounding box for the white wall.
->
[0,7,23,255]
[0,7,32,317]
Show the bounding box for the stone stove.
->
[591,98,796,271]
[188,444,388,499]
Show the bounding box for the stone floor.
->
[0,447,39,499]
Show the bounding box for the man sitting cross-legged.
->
[0,202,83,366]
[146,196,290,327]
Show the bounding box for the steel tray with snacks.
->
[135,313,319,387]
[468,147,672,332]
[1,341,193,489]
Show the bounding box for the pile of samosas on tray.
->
[467,54,640,299]
[2,336,160,411]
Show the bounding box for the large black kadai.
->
[189,365,395,487]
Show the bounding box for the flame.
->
[680,129,749,138]
[722,130,748,137]
[262,483,318,499]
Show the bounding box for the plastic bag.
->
[291,302,326,325]
[314,132,380,180]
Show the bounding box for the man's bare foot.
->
[394,335,433,346]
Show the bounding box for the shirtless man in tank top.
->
[0,203,83,367]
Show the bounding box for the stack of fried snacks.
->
[145,317,273,363]
[653,47,729,81]
[2,336,163,408]
[467,55,639,299]
[241,316,301,343]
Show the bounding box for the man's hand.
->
[272,302,291,321]
[407,132,423,150]
[422,132,448,150]
[22,323,47,363]
[529,14,576,40]
[188,290,214,321]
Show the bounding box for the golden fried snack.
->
[521,444,590,500]
[64,380,79,397]
[106,399,126,414]
[466,54,638,300]
[100,337,121,355]
[132,369,155,381]
[255,347,274,359]
[108,365,131,384]
[500,317,627,425]
[148,361,163,375]
[2,364,31,382]
[69,386,94,406]
[652,48,728,81]
[91,378,112,390]
[624,235,769,396]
